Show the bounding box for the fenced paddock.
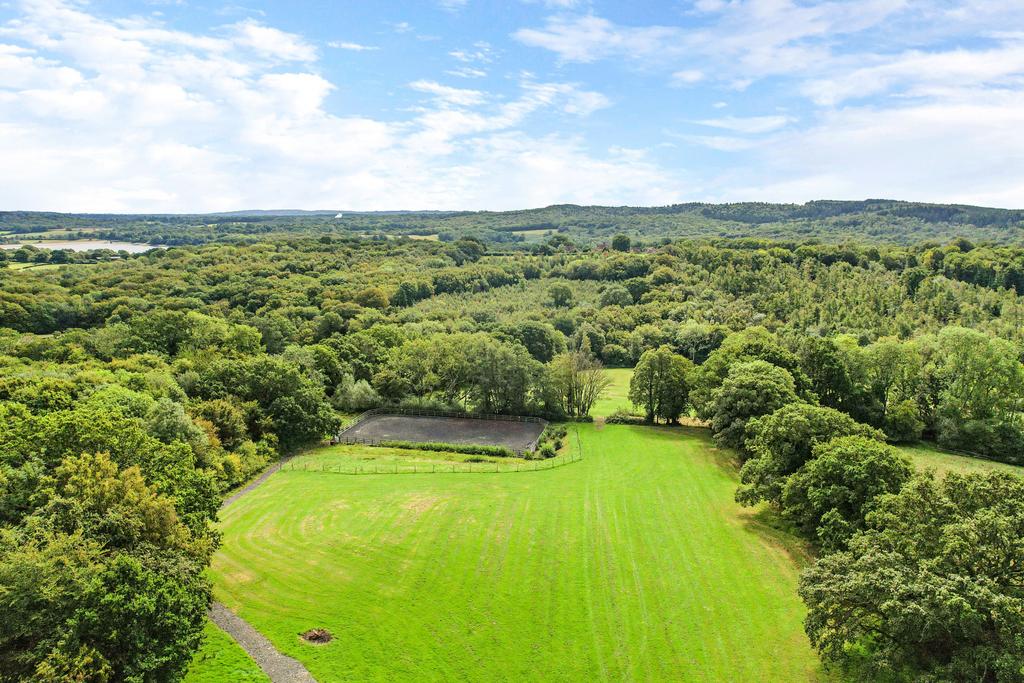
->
[334,408,546,454]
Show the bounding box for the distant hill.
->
[2,199,1022,247]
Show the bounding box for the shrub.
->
[937,417,1024,465]
[375,440,517,458]
[332,375,383,412]
[605,410,647,425]
[600,343,631,367]
[800,471,1024,680]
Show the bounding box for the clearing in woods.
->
[591,367,636,418]
[206,424,827,681]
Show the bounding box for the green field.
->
[900,442,1023,477]
[3,262,61,272]
[185,622,269,682]
[281,442,579,474]
[510,227,555,240]
[207,424,825,681]
[592,367,636,417]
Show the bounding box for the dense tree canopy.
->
[737,403,884,506]
[781,436,912,550]
[1,217,1024,678]
[710,361,800,449]
[800,471,1024,681]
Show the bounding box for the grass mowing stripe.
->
[211,424,827,681]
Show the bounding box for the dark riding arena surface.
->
[342,414,544,451]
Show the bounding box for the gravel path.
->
[209,455,318,682]
[208,603,316,683]
[221,457,289,508]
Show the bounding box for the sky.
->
[1,0,1024,212]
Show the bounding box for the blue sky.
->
[1,0,1023,212]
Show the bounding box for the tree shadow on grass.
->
[737,505,817,568]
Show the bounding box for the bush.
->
[332,374,383,412]
[711,361,799,450]
[374,440,517,458]
[737,403,884,508]
[396,396,459,412]
[800,471,1024,680]
[605,410,647,425]
[535,423,569,456]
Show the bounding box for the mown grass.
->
[899,442,1022,477]
[280,442,579,474]
[184,621,268,682]
[210,424,826,681]
[591,367,636,417]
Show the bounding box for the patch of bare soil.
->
[300,628,333,644]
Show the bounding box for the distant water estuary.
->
[0,239,162,253]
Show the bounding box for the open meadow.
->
[899,442,1023,477]
[204,424,827,681]
[591,367,636,417]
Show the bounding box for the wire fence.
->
[284,426,583,476]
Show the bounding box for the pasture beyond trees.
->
[206,425,826,681]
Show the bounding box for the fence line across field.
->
[288,426,583,476]
[281,451,581,475]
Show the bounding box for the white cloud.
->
[803,42,1024,106]
[0,1,662,212]
[409,79,488,107]
[520,0,585,7]
[227,19,317,62]
[446,66,487,78]
[327,41,378,51]
[670,69,704,86]
[449,42,495,64]
[692,115,793,134]
[682,135,761,152]
[513,15,684,63]
[717,93,1024,207]
[438,0,469,11]
[515,2,905,78]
